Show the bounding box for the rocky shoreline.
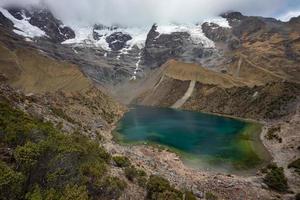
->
[103,105,300,200]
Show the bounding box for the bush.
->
[205,192,218,200]
[184,191,197,200]
[125,166,138,181]
[80,160,107,182]
[0,103,127,200]
[146,175,182,200]
[0,161,25,200]
[124,166,148,188]
[93,176,127,200]
[263,166,288,192]
[60,184,89,200]
[25,185,43,200]
[113,156,131,167]
[14,142,43,173]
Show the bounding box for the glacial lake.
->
[114,106,270,173]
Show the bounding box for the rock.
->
[0,12,14,29]
[202,22,231,42]
[195,191,204,198]
[232,17,266,38]
[143,24,191,68]
[288,16,300,24]
[261,183,269,189]
[106,32,132,51]
[221,11,245,21]
[6,6,75,43]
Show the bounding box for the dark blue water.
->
[115,106,265,170]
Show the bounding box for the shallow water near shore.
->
[114,106,270,174]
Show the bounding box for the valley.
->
[0,4,299,200]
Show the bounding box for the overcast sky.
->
[1,0,300,26]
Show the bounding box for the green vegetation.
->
[146,175,196,200]
[205,192,218,200]
[0,161,25,200]
[263,164,288,192]
[124,165,147,187]
[113,155,131,167]
[0,103,125,200]
[288,158,300,175]
[0,102,200,200]
[51,107,78,125]
[184,191,197,200]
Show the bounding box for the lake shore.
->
[113,107,271,175]
[102,108,280,199]
[100,105,299,200]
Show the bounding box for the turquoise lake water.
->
[114,106,269,172]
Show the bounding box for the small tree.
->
[61,184,89,200]
[0,161,25,200]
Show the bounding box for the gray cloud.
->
[0,0,299,26]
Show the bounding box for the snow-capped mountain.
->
[0,6,229,50]
[1,4,299,83]
[0,6,75,43]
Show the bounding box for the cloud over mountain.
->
[1,0,299,26]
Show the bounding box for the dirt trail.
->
[171,80,196,109]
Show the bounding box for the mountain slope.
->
[0,42,91,94]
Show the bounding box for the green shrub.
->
[61,184,89,200]
[146,175,182,200]
[14,142,43,173]
[113,156,131,167]
[184,191,197,200]
[94,176,127,200]
[137,176,148,188]
[25,185,43,200]
[288,158,300,175]
[125,166,138,181]
[80,160,107,182]
[205,192,218,200]
[157,190,182,200]
[0,161,25,200]
[124,165,147,183]
[263,166,288,192]
[0,103,124,200]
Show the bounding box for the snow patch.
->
[0,7,46,38]
[63,22,219,51]
[203,17,231,28]
[63,25,149,51]
[156,23,215,48]
[130,52,142,80]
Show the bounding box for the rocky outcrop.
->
[202,22,231,42]
[106,32,132,51]
[143,24,190,67]
[0,12,13,29]
[142,24,217,68]
[6,7,75,43]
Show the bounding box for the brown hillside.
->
[163,60,244,88]
[0,42,91,94]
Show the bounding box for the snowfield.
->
[0,6,231,52]
[0,7,46,38]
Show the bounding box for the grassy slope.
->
[0,42,91,94]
